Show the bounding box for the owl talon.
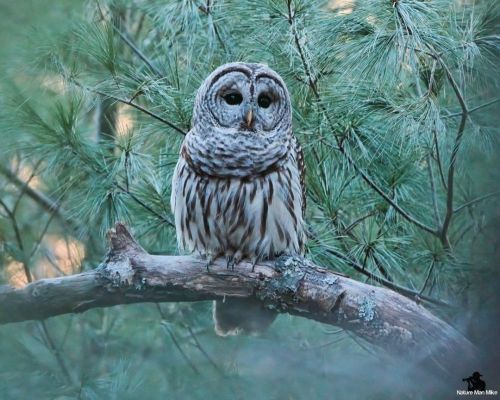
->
[231,251,242,271]
[205,257,215,272]
[226,256,233,270]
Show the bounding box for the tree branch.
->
[285,1,437,236]
[0,223,476,370]
[72,80,187,136]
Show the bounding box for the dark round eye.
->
[223,92,243,105]
[258,93,272,108]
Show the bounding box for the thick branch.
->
[0,224,475,369]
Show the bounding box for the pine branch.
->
[115,183,174,228]
[320,245,450,307]
[0,223,477,371]
[197,0,227,53]
[72,80,187,136]
[0,164,67,223]
[438,58,469,247]
[96,2,163,78]
[285,1,437,236]
[0,193,75,386]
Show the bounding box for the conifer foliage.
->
[0,1,498,398]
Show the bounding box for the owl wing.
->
[293,135,306,218]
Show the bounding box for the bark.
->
[0,223,477,369]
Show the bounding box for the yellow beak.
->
[245,109,254,127]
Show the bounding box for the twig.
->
[198,0,227,53]
[0,165,61,218]
[113,26,163,77]
[156,305,201,375]
[454,190,500,214]
[2,196,75,386]
[0,199,32,282]
[324,246,450,307]
[0,164,83,237]
[115,183,174,228]
[184,322,224,375]
[441,108,467,247]
[445,97,500,119]
[343,211,376,234]
[12,160,43,215]
[419,259,436,295]
[432,129,447,189]
[72,80,186,136]
[309,224,449,307]
[39,321,75,386]
[97,2,163,78]
[427,155,442,226]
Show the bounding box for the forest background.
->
[0,1,499,399]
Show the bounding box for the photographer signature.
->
[463,371,486,391]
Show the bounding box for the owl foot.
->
[251,255,262,272]
[204,256,215,272]
[232,251,243,271]
[225,251,242,270]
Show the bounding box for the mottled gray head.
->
[185,63,293,178]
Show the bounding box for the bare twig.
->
[427,155,442,227]
[156,305,201,375]
[432,129,447,189]
[0,199,32,282]
[454,190,500,214]
[419,259,436,295]
[445,97,500,119]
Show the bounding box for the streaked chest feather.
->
[171,158,305,261]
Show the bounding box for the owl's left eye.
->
[258,93,272,108]
[223,92,243,105]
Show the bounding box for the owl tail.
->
[213,298,277,336]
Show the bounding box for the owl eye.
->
[223,92,243,105]
[258,93,272,108]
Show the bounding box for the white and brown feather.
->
[170,62,305,335]
[171,137,305,262]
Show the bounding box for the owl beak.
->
[245,109,254,128]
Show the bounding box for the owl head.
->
[192,62,292,134]
[186,63,293,177]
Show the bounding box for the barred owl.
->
[171,62,305,335]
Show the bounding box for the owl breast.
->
[171,152,305,261]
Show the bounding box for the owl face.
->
[187,63,292,177]
[193,63,291,134]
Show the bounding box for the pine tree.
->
[0,1,498,398]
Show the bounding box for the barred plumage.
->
[171,63,305,335]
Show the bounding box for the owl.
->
[171,62,305,335]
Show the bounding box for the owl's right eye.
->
[222,92,243,105]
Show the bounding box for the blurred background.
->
[0,1,499,399]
